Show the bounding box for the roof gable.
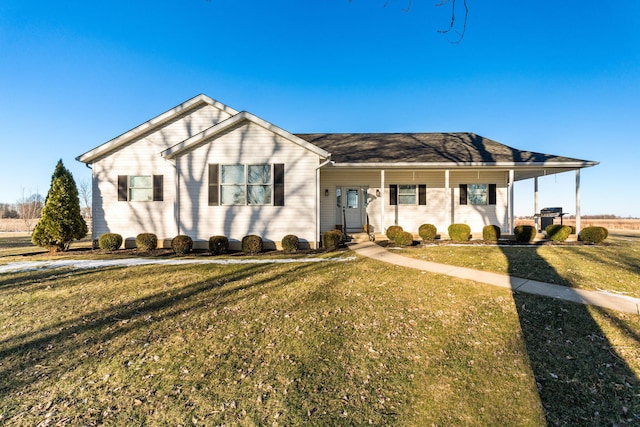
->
[76,94,238,164]
[161,111,331,160]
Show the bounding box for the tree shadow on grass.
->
[504,246,640,424]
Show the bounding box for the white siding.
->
[320,169,509,236]
[91,104,234,242]
[177,121,321,246]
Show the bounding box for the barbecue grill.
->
[536,207,567,230]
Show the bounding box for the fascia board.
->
[76,94,238,164]
[325,161,599,169]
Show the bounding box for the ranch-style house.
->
[77,94,598,249]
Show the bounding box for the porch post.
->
[316,166,321,249]
[509,169,515,233]
[445,169,450,224]
[534,177,539,231]
[380,169,385,232]
[575,169,581,233]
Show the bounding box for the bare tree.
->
[79,179,92,220]
[16,190,44,232]
[436,0,468,43]
[354,0,469,43]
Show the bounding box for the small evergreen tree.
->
[32,160,88,251]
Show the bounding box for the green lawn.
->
[399,231,640,296]
[1,233,639,425]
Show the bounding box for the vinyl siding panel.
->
[320,169,509,236]
[177,121,321,246]
[90,104,235,242]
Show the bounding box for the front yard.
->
[0,233,639,425]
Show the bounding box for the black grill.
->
[538,207,566,230]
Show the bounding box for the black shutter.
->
[118,175,128,201]
[208,164,219,206]
[489,184,497,205]
[153,175,163,201]
[389,185,398,205]
[418,184,427,205]
[274,163,284,206]
[459,184,468,205]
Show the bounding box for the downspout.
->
[315,158,332,248]
[85,163,95,242]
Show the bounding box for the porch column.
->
[380,169,385,232]
[316,166,320,249]
[575,169,581,233]
[534,177,539,231]
[445,169,450,223]
[509,169,515,233]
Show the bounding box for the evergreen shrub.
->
[32,160,87,251]
[482,225,501,242]
[208,235,229,255]
[514,225,536,243]
[578,226,609,244]
[322,230,343,251]
[98,233,123,251]
[448,224,471,242]
[282,234,299,253]
[385,225,403,240]
[171,235,193,255]
[242,235,263,254]
[136,233,158,251]
[545,224,572,242]
[394,231,414,246]
[418,224,437,241]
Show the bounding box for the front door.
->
[339,187,365,232]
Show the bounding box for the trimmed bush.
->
[578,226,609,244]
[545,224,572,242]
[418,224,437,241]
[136,233,158,251]
[322,229,343,251]
[514,225,536,243]
[171,235,193,255]
[208,235,229,255]
[394,231,414,246]
[282,234,299,253]
[242,235,263,254]
[482,225,501,242]
[385,225,403,240]
[569,225,577,235]
[448,224,471,242]
[98,233,123,251]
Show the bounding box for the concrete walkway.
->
[349,241,640,315]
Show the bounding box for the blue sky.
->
[1,0,639,216]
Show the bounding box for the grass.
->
[399,231,640,296]
[1,233,639,425]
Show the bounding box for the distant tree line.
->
[0,178,92,233]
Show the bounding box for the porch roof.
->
[297,132,597,180]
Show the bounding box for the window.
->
[247,164,272,205]
[389,184,427,205]
[398,185,417,204]
[459,184,496,205]
[468,184,487,205]
[118,175,163,201]
[129,176,153,201]
[209,163,284,206]
[221,165,246,205]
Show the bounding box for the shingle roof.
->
[295,132,587,165]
